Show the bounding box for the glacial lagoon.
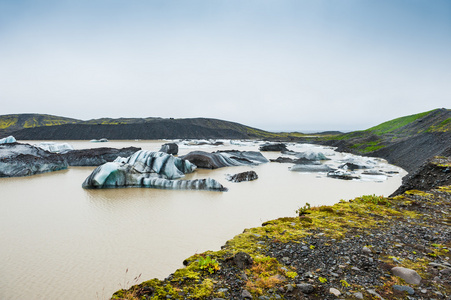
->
[0,140,406,299]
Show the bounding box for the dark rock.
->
[297,283,314,294]
[159,143,178,155]
[0,142,68,177]
[226,171,258,182]
[259,143,288,152]
[393,285,415,295]
[62,147,141,166]
[180,150,268,169]
[231,252,253,270]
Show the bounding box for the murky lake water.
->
[0,140,406,299]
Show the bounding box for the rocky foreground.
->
[112,173,450,299]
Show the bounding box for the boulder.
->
[391,267,422,285]
[226,171,258,182]
[0,142,68,177]
[0,135,16,144]
[62,147,141,166]
[82,150,227,191]
[289,164,334,172]
[229,252,253,269]
[180,150,268,169]
[259,143,288,152]
[159,143,178,155]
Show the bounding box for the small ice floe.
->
[90,138,108,143]
[226,171,258,182]
[290,164,334,172]
[0,136,16,144]
[283,150,330,161]
[37,142,74,154]
[182,139,224,146]
[360,170,388,182]
[327,170,360,180]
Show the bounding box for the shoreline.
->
[112,187,450,299]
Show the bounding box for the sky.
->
[0,0,450,132]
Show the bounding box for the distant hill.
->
[0,114,290,140]
[319,108,451,172]
[0,114,79,136]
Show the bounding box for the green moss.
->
[366,110,435,135]
[428,117,451,132]
[0,116,18,129]
[182,278,214,299]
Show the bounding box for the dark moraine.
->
[62,147,141,166]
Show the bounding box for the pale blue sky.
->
[1,0,450,131]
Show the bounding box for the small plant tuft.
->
[197,256,220,274]
[296,203,311,216]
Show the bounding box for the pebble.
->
[241,289,252,299]
[354,292,364,299]
[367,289,385,300]
[362,246,372,254]
[329,288,341,297]
[393,285,415,295]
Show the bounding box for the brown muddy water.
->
[0,140,406,299]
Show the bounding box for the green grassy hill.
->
[319,108,451,172]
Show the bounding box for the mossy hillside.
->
[0,113,78,135]
[318,109,451,162]
[365,110,435,135]
[112,189,450,300]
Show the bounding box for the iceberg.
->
[180,150,269,169]
[0,136,16,144]
[82,150,226,191]
[0,143,67,177]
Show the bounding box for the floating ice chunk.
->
[82,159,226,191]
[0,136,16,144]
[37,142,74,153]
[289,164,334,172]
